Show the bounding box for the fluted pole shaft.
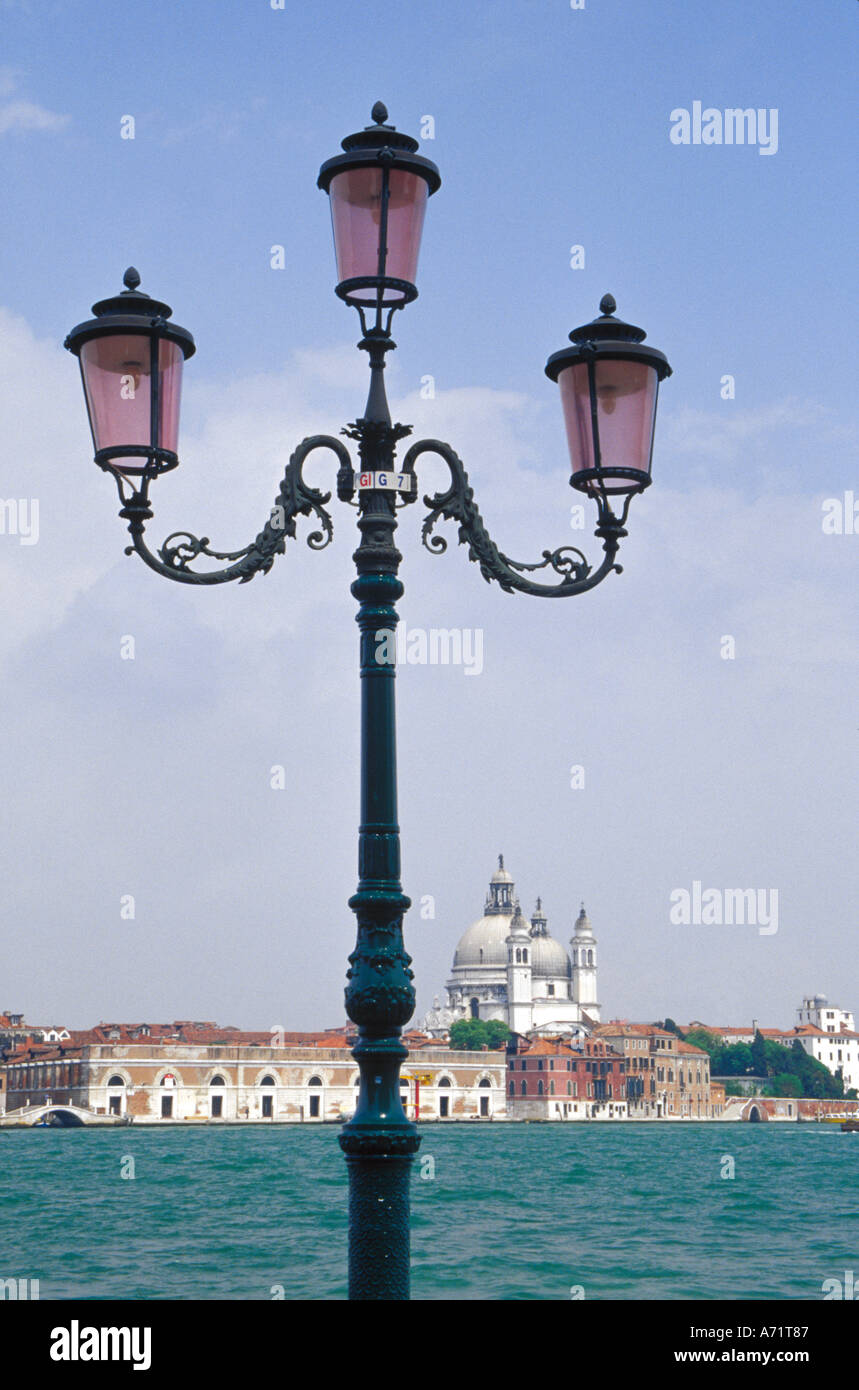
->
[339,333,419,1300]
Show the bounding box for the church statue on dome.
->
[421,856,601,1038]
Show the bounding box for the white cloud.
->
[0,97,69,135]
[0,68,69,135]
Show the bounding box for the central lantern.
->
[317,102,441,311]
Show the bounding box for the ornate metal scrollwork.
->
[119,435,351,585]
[401,438,630,597]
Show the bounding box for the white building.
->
[792,994,859,1094]
[423,857,601,1037]
[797,993,855,1034]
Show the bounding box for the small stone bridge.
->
[0,1104,128,1128]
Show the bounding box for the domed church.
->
[422,857,601,1037]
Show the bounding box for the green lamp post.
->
[64,103,671,1300]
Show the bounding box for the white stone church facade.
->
[423,857,601,1037]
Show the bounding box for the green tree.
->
[684,1028,722,1057]
[714,1042,754,1076]
[772,1072,802,1098]
[448,1019,485,1050]
[751,1029,768,1077]
[661,1018,683,1037]
[448,1018,509,1051]
[484,1020,511,1049]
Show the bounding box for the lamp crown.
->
[89,269,173,322]
[568,295,647,345]
[339,103,420,154]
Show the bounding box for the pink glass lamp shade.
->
[545,295,671,496]
[65,268,195,478]
[318,103,440,309]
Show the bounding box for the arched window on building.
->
[107,1074,126,1117]
[258,1074,278,1120]
[209,1074,226,1118]
[305,1075,322,1120]
[520,1080,527,1096]
[438,1075,452,1118]
[537,1080,544,1096]
[469,997,479,1019]
[478,1076,491,1117]
[159,1073,176,1119]
[522,949,528,964]
[509,1081,514,1096]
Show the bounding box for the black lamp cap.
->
[91,267,174,321]
[65,266,195,360]
[568,294,647,345]
[340,101,420,154]
[545,293,671,382]
[318,103,440,194]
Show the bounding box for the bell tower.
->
[571,903,600,1021]
[506,899,533,1034]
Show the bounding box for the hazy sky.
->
[0,0,855,1034]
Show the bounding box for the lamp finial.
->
[599,292,616,316]
[371,101,388,125]
[123,267,141,292]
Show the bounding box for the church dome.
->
[530,933,572,979]
[453,913,513,970]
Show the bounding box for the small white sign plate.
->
[357,471,413,493]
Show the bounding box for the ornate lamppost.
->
[64,103,671,1300]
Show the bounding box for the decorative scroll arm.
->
[401,438,630,597]
[118,435,351,585]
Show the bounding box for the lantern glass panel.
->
[328,167,428,299]
[558,359,659,493]
[79,335,184,473]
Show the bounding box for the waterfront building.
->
[422,857,600,1037]
[506,1033,628,1121]
[0,1011,70,1050]
[0,1012,72,1113]
[788,1024,859,1094]
[789,995,859,1093]
[0,1020,506,1123]
[593,1022,715,1118]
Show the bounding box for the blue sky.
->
[0,0,856,1032]
[2,0,856,441]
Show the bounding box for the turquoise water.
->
[0,1124,855,1300]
